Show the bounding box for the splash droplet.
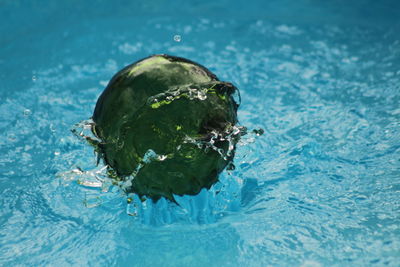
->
[23,109,32,116]
[174,35,181,42]
[32,75,37,81]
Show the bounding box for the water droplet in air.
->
[252,128,264,136]
[32,75,37,81]
[174,35,181,42]
[23,109,32,116]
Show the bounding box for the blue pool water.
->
[1,0,400,266]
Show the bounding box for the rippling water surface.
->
[1,1,400,266]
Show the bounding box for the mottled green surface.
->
[92,55,239,200]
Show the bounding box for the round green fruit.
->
[92,54,240,201]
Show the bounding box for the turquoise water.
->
[1,1,400,266]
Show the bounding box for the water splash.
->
[64,113,261,225]
[174,34,182,42]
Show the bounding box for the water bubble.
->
[49,124,56,132]
[7,134,16,141]
[23,109,32,116]
[174,35,181,42]
[84,196,102,208]
[32,75,37,81]
[127,203,138,216]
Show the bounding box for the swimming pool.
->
[1,0,399,266]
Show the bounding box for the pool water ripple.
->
[1,2,400,266]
